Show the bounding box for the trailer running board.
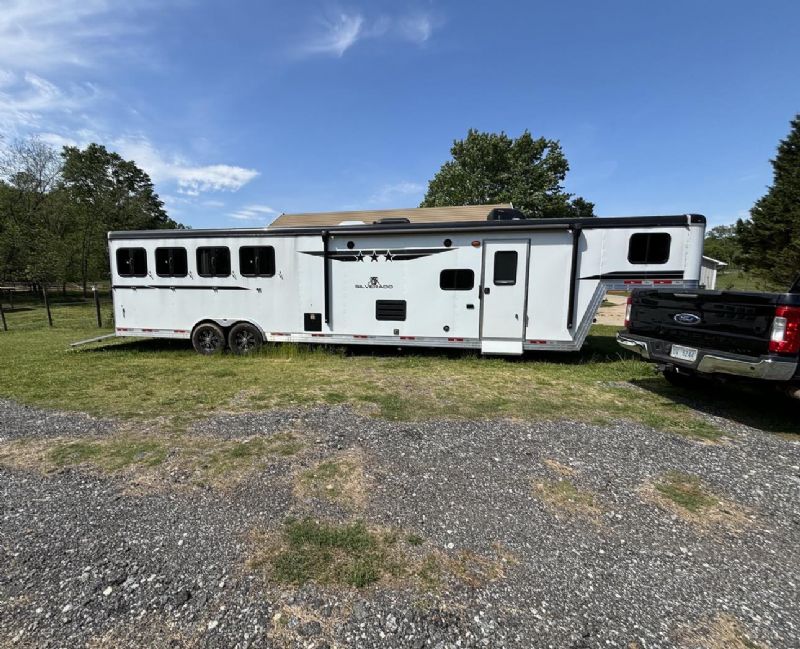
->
[69,333,117,348]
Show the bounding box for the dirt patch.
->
[641,472,753,534]
[533,478,604,521]
[294,449,368,509]
[595,294,628,326]
[0,430,306,491]
[543,458,576,477]
[676,613,768,648]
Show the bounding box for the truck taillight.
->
[769,305,800,353]
[624,297,632,329]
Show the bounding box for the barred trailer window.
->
[116,247,147,277]
[239,246,275,277]
[196,247,231,277]
[155,247,188,277]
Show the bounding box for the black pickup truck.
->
[617,276,800,398]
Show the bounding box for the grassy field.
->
[714,267,784,292]
[0,302,797,437]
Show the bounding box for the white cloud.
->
[228,204,278,222]
[399,14,433,43]
[298,10,436,59]
[302,13,364,57]
[369,181,426,204]
[0,0,146,71]
[0,71,98,132]
[112,135,259,195]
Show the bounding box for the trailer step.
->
[69,333,117,348]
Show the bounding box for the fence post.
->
[42,284,53,327]
[0,301,7,332]
[93,286,102,328]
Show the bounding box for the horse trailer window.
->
[440,269,475,291]
[196,247,231,277]
[493,251,518,285]
[239,246,275,277]
[155,247,188,277]
[116,247,147,277]
[628,233,671,264]
[376,300,406,321]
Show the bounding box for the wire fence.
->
[0,283,114,332]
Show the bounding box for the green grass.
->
[534,478,601,517]
[256,519,399,588]
[655,471,718,513]
[0,302,796,436]
[6,431,306,485]
[48,438,168,471]
[714,267,783,292]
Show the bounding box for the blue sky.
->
[1,0,798,229]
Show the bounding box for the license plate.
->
[670,344,698,363]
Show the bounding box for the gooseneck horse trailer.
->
[107,206,705,356]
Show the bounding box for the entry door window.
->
[493,251,518,285]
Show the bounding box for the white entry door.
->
[480,240,530,354]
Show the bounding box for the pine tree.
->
[736,115,800,288]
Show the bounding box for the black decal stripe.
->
[113,285,250,290]
[300,247,453,261]
[580,271,684,280]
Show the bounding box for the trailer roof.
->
[108,214,706,240]
[268,204,513,228]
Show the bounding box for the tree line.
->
[703,114,800,289]
[0,139,181,295]
[2,118,796,294]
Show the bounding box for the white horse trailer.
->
[107,208,705,356]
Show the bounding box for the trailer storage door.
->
[480,240,530,354]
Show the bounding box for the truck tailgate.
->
[628,289,780,356]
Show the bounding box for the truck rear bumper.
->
[617,332,798,382]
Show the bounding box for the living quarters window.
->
[493,251,518,285]
[239,246,275,277]
[628,233,671,264]
[116,248,147,277]
[196,247,231,277]
[155,247,188,277]
[376,300,407,321]
[440,269,475,291]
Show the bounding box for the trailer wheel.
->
[192,323,226,355]
[228,322,262,355]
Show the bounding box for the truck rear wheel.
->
[192,323,226,355]
[228,322,262,355]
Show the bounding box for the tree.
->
[736,115,800,287]
[60,143,181,294]
[703,225,741,266]
[420,129,594,218]
[0,137,69,287]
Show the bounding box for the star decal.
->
[370,251,379,262]
[355,251,365,262]
[384,251,394,261]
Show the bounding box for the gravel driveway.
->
[1,399,799,648]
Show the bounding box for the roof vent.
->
[373,217,411,225]
[487,208,526,221]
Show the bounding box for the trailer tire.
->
[228,322,262,355]
[192,322,226,355]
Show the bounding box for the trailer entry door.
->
[480,240,530,354]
